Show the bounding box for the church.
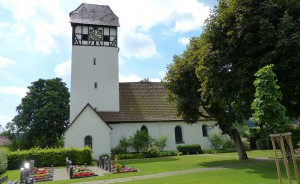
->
[64,3,220,159]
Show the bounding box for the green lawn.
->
[1,150,299,184]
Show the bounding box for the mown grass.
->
[1,150,299,184]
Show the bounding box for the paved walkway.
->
[56,157,271,184]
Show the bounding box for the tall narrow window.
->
[175,126,183,144]
[84,135,92,149]
[141,125,148,133]
[202,125,208,137]
[94,82,98,89]
[93,57,96,65]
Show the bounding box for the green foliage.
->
[241,138,251,151]
[130,130,151,153]
[7,146,92,170]
[144,145,160,158]
[111,136,131,155]
[176,144,203,155]
[0,147,8,174]
[153,135,168,151]
[5,78,70,150]
[163,38,205,124]
[208,133,223,149]
[251,64,290,133]
[112,151,179,160]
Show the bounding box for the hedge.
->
[0,147,8,174]
[176,144,203,155]
[112,151,179,160]
[7,146,92,170]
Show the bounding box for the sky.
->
[0,0,218,129]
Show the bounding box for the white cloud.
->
[119,32,158,60]
[54,60,71,78]
[0,0,70,55]
[119,74,141,82]
[0,115,11,129]
[178,37,190,46]
[54,60,71,87]
[0,56,17,68]
[0,86,28,99]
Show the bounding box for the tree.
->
[8,78,69,149]
[251,64,290,133]
[130,130,151,153]
[164,0,300,160]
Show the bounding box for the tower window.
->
[93,58,96,65]
[94,82,98,89]
[103,35,110,42]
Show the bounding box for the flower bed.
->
[71,165,98,178]
[31,167,54,182]
[111,164,138,174]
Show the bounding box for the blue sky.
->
[0,0,218,129]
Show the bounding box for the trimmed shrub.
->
[177,144,203,155]
[7,146,92,170]
[0,147,8,174]
[158,151,179,157]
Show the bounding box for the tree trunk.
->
[229,128,248,160]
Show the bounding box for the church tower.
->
[69,3,120,122]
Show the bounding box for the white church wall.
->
[64,105,112,159]
[109,121,220,151]
[70,46,119,122]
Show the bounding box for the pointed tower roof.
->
[69,3,120,27]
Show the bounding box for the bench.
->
[0,175,18,184]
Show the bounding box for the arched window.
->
[175,126,183,144]
[202,125,208,137]
[84,135,93,149]
[141,125,148,133]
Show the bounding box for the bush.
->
[0,147,8,174]
[144,145,160,158]
[208,133,223,149]
[7,146,92,170]
[222,137,235,148]
[154,135,168,151]
[242,138,251,151]
[158,151,179,157]
[177,144,203,155]
[130,130,151,153]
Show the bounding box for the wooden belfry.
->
[270,133,300,184]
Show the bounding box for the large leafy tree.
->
[10,78,69,149]
[164,0,300,160]
[251,64,290,133]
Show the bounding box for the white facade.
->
[70,46,119,122]
[65,104,112,159]
[110,121,220,151]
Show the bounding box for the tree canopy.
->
[8,78,70,149]
[164,0,300,160]
[251,64,290,133]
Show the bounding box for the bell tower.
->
[69,3,120,122]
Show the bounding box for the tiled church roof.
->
[69,3,120,27]
[98,82,182,123]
